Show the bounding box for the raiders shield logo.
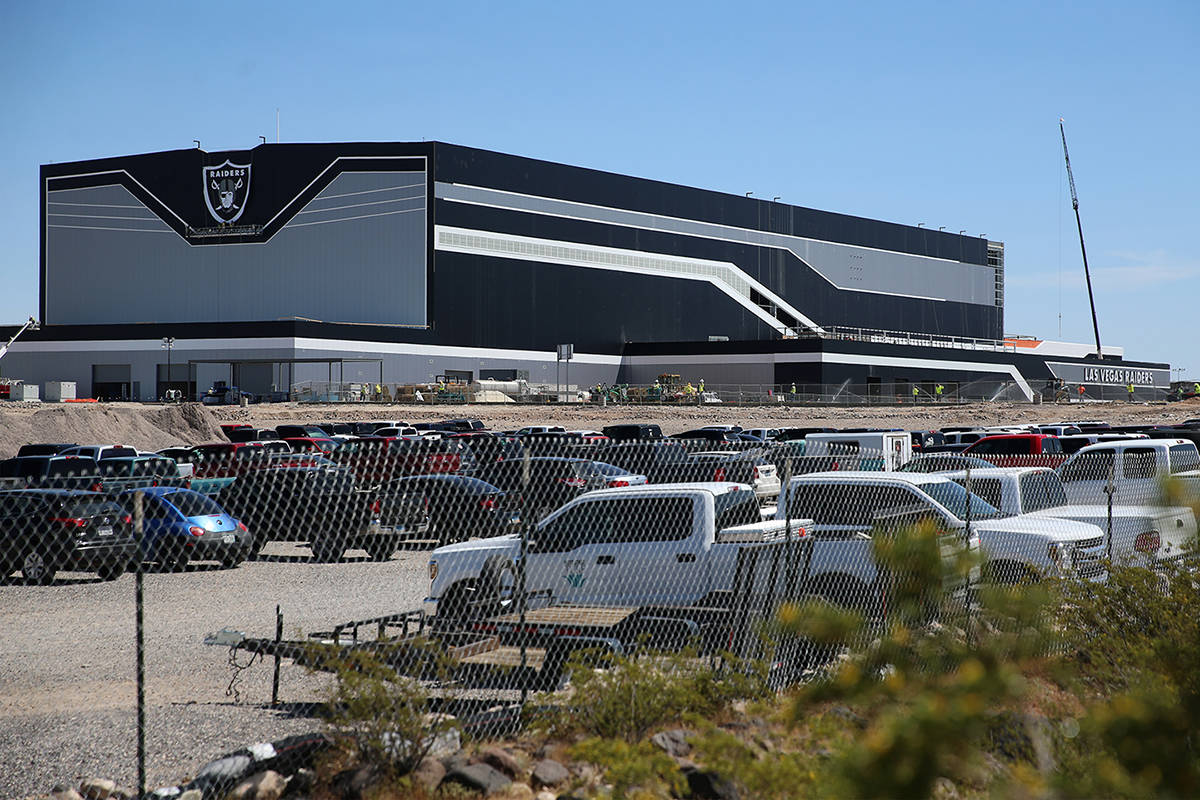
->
[202,160,252,223]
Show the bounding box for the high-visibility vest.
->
[913,387,919,396]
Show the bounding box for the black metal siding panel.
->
[434,143,989,265]
[431,252,777,353]
[438,201,1002,340]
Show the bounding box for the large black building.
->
[2,141,1168,400]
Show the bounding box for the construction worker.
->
[790,382,797,397]
[1194,382,1199,397]
[698,378,705,394]
[684,381,695,398]
[1127,383,1135,402]
[935,383,944,402]
[912,385,920,402]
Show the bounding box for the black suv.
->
[0,490,137,583]
[377,474,513,545]
[216,467,392,561]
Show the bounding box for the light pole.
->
[161,337,175,400]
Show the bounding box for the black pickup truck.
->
[216,467,411,561]
[596,441,759,486]
[0,456,104,492]
[96,456,189,494]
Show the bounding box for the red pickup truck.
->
[332,436,461,486]
[962,434,1067,468]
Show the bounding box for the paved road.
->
[0,543,431,797]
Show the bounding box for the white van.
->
[803,431,913,471]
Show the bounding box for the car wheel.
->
[161,547,190,573]
[365,540,395,562]
[97,562,126,581]
[21,548,56,585]
[982,560,1040,585]
[311,537,344,562]
[220,552,246,569]
[437,581,475,626]
[479,555,517,615]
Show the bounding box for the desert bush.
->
[320,643,460,777]
[533,647,770,743]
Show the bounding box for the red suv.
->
[963,434,1067,468]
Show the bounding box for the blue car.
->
[121,487,250,570]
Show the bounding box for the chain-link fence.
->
[1,426,1198,796]
[279,378,1178,406]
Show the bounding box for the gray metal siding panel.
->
[45,173,427,326]
[436,181,995,305]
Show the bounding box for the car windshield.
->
[165,491,228,518]
[919,480,1002,521]
[714,490,760,528]
[580,461,628,477]
[1019,472,1069,512]
[61,498,122,518]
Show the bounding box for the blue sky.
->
[2,1,1197,376]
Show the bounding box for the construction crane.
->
[0,316,40,363]
[1060,118,1103,358]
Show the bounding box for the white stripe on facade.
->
[435,225,824,336]
[7,337,624,366]
[435,181,993,304]
[624,351,1034,400]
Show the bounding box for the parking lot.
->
[3,401,1200,797]
[0,543,430,797]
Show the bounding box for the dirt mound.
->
[0,403,227,459]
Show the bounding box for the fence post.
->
[133,491,146,799]
[1105,461,1115,562]
[519,449,531,704]
[272,605,283,705]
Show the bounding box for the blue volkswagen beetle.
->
[122,487,250,570]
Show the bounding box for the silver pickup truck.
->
[424,482,812,619]
[946,466,1196,570]
[776,471,1103,594]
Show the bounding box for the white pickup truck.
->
[777,471,1105,591]
[424,483,813,619]
[946,466,1196,570]
[1057,438,1200,507]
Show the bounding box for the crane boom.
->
[0,316,39,363]
[1060,118,1103,359]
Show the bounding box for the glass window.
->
[960,478,1003,509]
[1060,451,1114,483]
[1019,473,1066,512]
[787,484,849,524]
[714,491,760,528]
[1169,444,1200,474]
[47,459,99,477]
[164,491,228,518]
[612,496,693,542]
[919,480,1001,521]
[1122,448,1157,480]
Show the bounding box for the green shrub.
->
[568,738,684,799]
[534,647,769,742]
[320,643,460,777]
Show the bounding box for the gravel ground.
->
[0,543,431,798]
[5,397,1200,460]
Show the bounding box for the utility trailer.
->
[205,537,819,696]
